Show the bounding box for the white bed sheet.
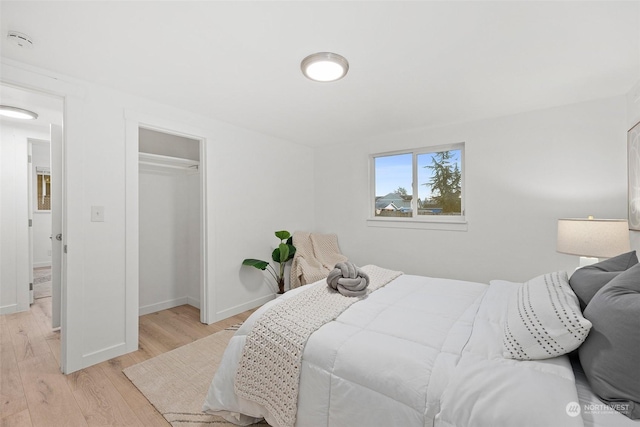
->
[295,274,487,427]
[203,274,631,427]
[204,274,486,426]
[435,280,584,427]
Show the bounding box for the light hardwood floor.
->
[1,297,254,427]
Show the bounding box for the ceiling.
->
[1,1,639,147]
[0,83,63,131]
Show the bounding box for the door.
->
[28,142,34,304]
[50,124,63,329]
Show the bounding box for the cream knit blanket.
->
[290,232,348,289]
[234,265,403,427]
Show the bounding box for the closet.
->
[138,128,201,315]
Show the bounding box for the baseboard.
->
[139,296,189,316]
[0,300,32,314]
[0,303,18,315]
[213,293,276,323]
[33,262,52,268]
[187,296,200,309]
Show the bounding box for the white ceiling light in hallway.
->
[0,105,39,120]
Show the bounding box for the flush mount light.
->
[0,105,39,120]
[301,52,349,82]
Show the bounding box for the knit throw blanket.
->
[290,232,348,289]
[234,265,403,427]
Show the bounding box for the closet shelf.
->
[138,152,199,173]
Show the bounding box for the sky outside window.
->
[375,153,412,196]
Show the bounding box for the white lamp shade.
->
[557,218,630,258]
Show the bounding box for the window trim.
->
[368,142,466,230]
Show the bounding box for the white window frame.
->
[367,142,467,231]
[35,166,52,212]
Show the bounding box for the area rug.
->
[33,266,52,299]
[124,326,268,426]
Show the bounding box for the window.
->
[370,143,465,227]
[36,167,51,211]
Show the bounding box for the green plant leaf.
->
[272,243,289,263]
[271,247,280,263]
[278,242,289,262]
[242,259,269,270]
[275,230,291,241]
[286,244,296,261]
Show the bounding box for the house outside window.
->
[369,143,465,230]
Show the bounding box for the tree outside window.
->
[372,143,464,220]
[417,149,461,216]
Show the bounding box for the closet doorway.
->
[138,127,204,319]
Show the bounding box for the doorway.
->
[138,127,203,316]
[124,113,210,356]
[0,83,64,333]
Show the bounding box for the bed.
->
[203,265,639,427]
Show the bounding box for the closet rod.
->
[138,152,199,171]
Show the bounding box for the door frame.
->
[0,59,88,372]
[0,81,66,366]
[27,140,34,305]
[124,111,210,339]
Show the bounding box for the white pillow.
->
[503,271,592,360]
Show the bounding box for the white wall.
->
[138,129,201,315]
[629,81,640,129]
[187,172,200,306]
[31,140,52,267]
[314,96,628,284]
[210,123,316,315]
[138,168,199,314]
[139,128,200,160]
[0,123,49,313]
[1,59,315,372]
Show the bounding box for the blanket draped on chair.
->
[289,231,347,289]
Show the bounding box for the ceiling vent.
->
[7,31,34,48]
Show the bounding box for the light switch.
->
[91,206,105,222]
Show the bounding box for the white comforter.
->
[204,274,585,427]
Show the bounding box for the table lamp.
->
[557,216,630,267]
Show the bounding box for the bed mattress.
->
[204,273,632,427]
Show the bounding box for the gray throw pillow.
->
[569,251,637,310]
[578,262,640,419]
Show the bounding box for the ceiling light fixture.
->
[301,52,349,82]
[0,105,39,120]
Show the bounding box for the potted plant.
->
[243,230,296,294]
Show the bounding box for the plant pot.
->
[278,277,285,294]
